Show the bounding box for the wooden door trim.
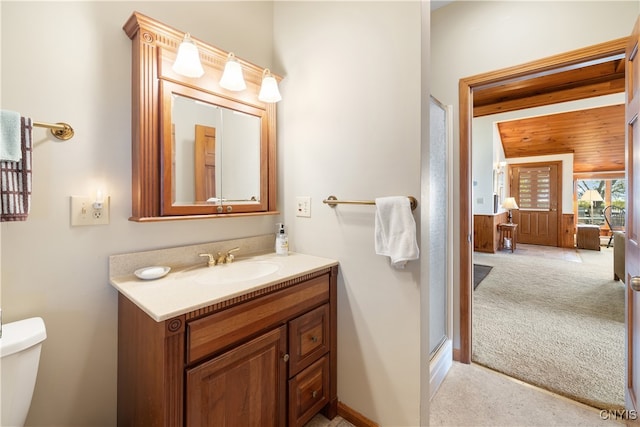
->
[458,38,627,364]
[626,16,640,411]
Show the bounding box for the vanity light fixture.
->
[219,53,246,91]
[258,69,282,103]
[172,33,204,78]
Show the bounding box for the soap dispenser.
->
[275,223,289,256]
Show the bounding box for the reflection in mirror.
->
[160,80,269,216]
[172,94,261,205]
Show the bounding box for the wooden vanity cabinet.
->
[117,265,338,427]
[186,326,287,426]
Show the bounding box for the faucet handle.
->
[225,247,240,263]
[199,253,216,267]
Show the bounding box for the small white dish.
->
[135,266,171,280]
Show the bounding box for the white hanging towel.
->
[374,196,419,269]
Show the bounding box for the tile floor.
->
[304,414,354,427]
[512,242,583,262]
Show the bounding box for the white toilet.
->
[0,317,47,427]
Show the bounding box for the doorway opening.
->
[459,37,627,363]
[458,39,627,407]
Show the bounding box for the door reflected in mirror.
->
[171,93,261,205]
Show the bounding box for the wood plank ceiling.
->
[473,54,626,173]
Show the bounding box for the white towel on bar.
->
[0,110,22,162]
[374,196,419,269]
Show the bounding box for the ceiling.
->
[496,104,625,173]
[474,54,626,173]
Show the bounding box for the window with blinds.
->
[518,166,551,210]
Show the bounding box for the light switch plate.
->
[70,196,110,226]
[296,196,311,217]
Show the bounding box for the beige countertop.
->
[110,252,338,322]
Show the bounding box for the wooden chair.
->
[604,205,625,248]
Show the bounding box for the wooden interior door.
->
[194,124,216,203]
[510,162,560,246]
[626,14,640,413]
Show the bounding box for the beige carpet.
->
[473,247,625,410]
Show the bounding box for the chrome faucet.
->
[199,247,240,267]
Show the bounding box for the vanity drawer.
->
[187,274,329,364]
[288,355,330,427]
[288,304,329,376]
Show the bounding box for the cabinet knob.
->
[310,336,318,343]
[282,353,290,362]
[312,390,318,398]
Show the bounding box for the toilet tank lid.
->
[0,317,47,357]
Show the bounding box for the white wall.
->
[275,2,422,425]
[2,1,426,426]
[432,1,639,350]
[1,2,277,425]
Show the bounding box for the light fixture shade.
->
[172,33,204,78]
[580,189,603,202]
[502,197,519,210]
[219,53,246,91]
[258,69,282,103]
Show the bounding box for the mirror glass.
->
[160,80,269,216]
[171,93,261,205]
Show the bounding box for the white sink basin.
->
[191,261,280,285]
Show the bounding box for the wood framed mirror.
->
[123,12,279,221]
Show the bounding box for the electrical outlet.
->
[296,196,311,217]
[71,196,110,226]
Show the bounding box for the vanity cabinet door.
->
[185,326,287,427]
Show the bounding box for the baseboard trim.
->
[430,339,452,400]
[338,401,379,427]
